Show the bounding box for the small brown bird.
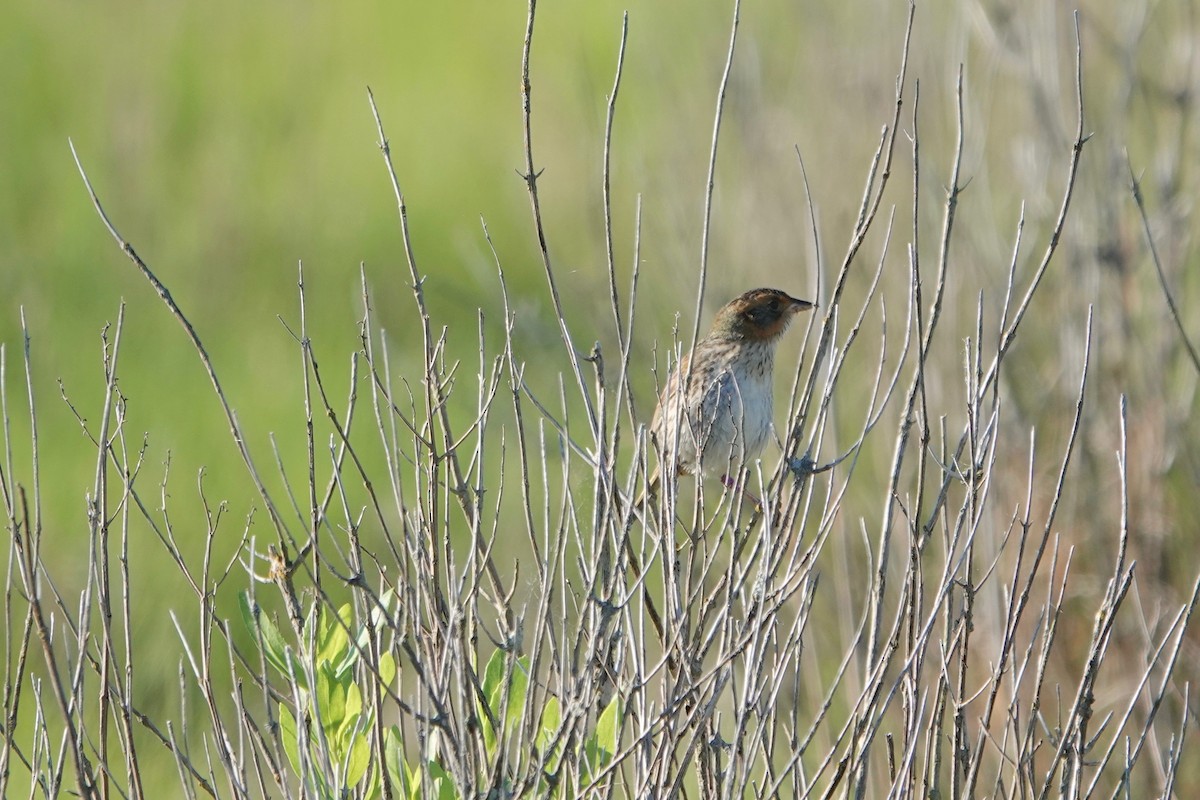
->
[645,287,815,502]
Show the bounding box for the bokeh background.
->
[3,0,1197,792]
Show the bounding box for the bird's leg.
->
[720,473,762,511]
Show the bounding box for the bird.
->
[643,287,815,506]
[605,288,813,670]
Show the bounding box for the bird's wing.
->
[693,367,737,446]
[649,350,691,438]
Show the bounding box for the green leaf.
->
[379,651,397,689]
[504,656,530,729]
[593,696,621,766]
[237,590,257,635]
[319,603,353,668]
[478,650,533,757]
[374,588,398,627]
[333,712,361,757]
[313,661,331,715]
[340,681,363,738]
[537,696,561,768]
[582,697,622,779]
[278,703,301,777]
[344,730,370,788]
[358,590,399,663]
[362,755,381,800]
[384,725,406,795]
[239,591,296,684]
[479,711,497,757]
[303,599,318,657]
[402,760,421,800]
[318,667,362,756]
[428,759,457,800]
[481,648,505,701]
[477,649,505,754]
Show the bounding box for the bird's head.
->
[709,288,816,342]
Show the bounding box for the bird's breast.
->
[694,348,775,473]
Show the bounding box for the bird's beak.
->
[790,296,816,312]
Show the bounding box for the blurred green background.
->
[2,0,1198,791]
[1,0,939,582]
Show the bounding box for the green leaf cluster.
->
[240,592,624,797]
[240,591,397,798]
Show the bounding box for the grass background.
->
[2,0,1198,794]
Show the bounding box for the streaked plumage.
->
[646,288,814,499]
